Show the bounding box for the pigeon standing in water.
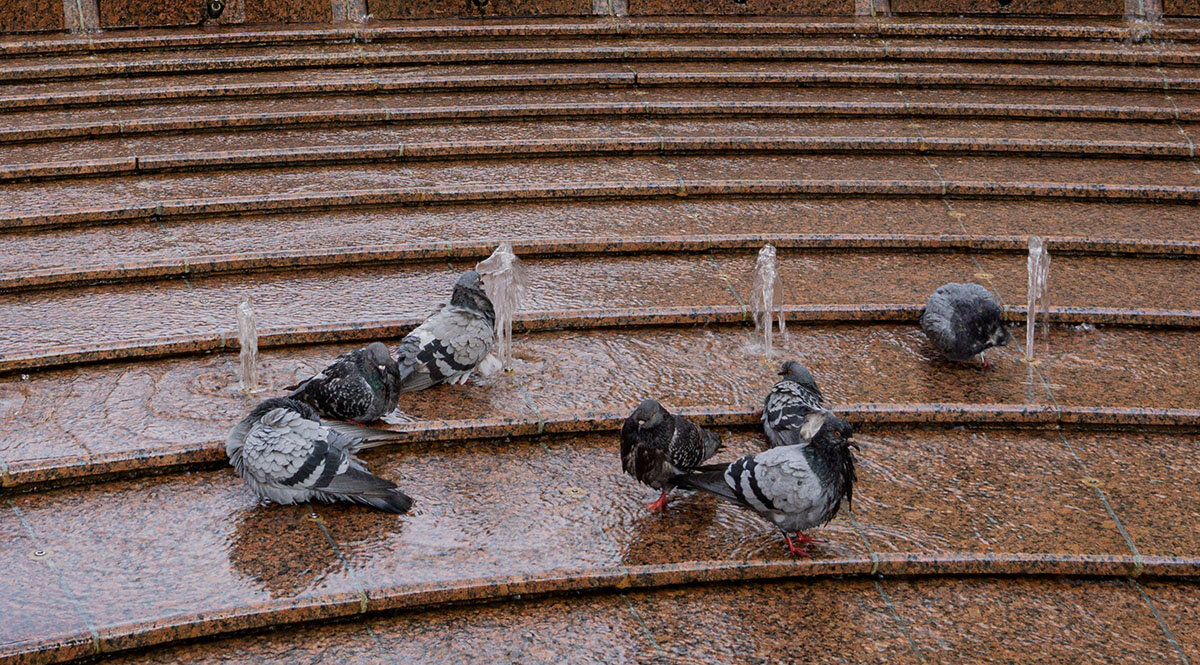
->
[226,397,412,513]
[673,411,857,556]
[762,360,825,448]
[286,342,400,423]
[920,282,1012,369]
[394,270,497,392]
[620,399,723,512]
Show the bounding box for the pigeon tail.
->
[672,465,737,502]
[349,488,413,514]
[322,421,407,450]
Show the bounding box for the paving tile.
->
[0,222,177,275]
[1062,431,1200,558]
[627,578,918,665]
[971,254,1200,313]
[1139,581,1200,664]
[518,325,1052,421]
[913,118,1191,145]
[855,427,1128,556]
[0,504,94,663]
[883,577,1183,665]
[101,620,388,665]
[949,199,1200,242]
[1035,327,1200,411]
[928,155,1200,188]
[667,154,939,182]
[8,472,361,642]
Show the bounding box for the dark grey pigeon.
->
[286,342,400,423]
[226,397,412,513]
[674,411,857,557]
[920,283,1012,368]
[762,360,825,448]
[394,270,497,393]
[620,399,723,512]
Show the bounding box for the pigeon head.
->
[248,397,319,423]
[987,320,1013,349]
[451,270,496,318]
[363,341,400,380]
[778,360,819,389]
[632,399,667,430]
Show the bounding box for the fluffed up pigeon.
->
[919,282,1012,368]
[762,360,825,448]
[394,270,497,393]
[673,410,857,556]
[286,342,400,423]
[226,397,412,514]
[621,399,723,512]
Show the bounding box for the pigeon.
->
[286,342,400,423]
[620,399,723,512]
[919,283,1012,368]
[762,360,825,448]
[226,397,413,514]
[394,270,497,392]
[673,411,857,557]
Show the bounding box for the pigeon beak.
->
[848,441,861,451]
[636,419,646,428]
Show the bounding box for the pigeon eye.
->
[833,430,841,437]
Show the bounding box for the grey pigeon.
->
[762,360,825,448]
[226,397,412,513]
[674,411,857,556]
[920,283,1012,368]
[286,342,400,423]
[394,270,496,392]
[620,399,723,512]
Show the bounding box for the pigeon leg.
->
[980,351,993,370]
[793,531,827,546]
[782,533,813,557]
[645,491,670,513]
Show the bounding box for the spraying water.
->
[476,243,528,371]
[749,244,786,354]
[236,297,259,393]
[1025,236,1051,362]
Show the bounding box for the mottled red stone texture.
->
[0,0,64,32]
[1164,0,1200,14]
[244,0,331,24]
[629,0,854,14]
[367,0,591,17]
[98,0,203,27]
[890,0,1123,13]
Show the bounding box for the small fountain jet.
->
[476,243,528,372]
[750,244,786,355]
[1025,236,1051,363]
[920,283,1012,369]
[236,297,259,393]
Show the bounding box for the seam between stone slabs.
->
[619,593,669,662]
[6,498,102,655]
[1158,83,1200,175]
[590,519,664,660]
[1052,430,1145,575]
[873,579,926,663]
[305,503,372,614]
[1130,578,1193,665]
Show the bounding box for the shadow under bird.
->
[762,360,825,448]
[673,410,857,557]
[226,397,413,513]
[621,399,723,512]
[286,341,400,423]
[919,282,1012,369]
[394,270,497,392]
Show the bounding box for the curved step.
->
[4,319,1198,488]
[2,136,1196,184]
[5,177,1200,233]
[5,197,1197,280]
[1,248,1197,368]
[90,575,1200,665]
[4,426,1198,664]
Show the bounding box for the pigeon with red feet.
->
[620,399,723,513]
[673,410,857,556]
[762,360,825,448]
[919,282,1011,369]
